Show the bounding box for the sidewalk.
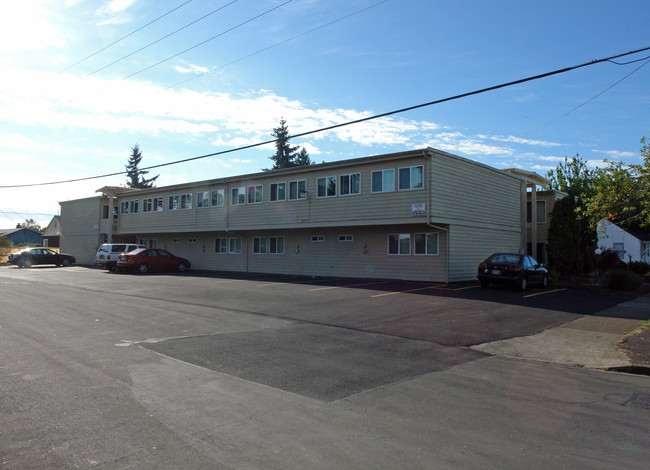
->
[472,294,650,370]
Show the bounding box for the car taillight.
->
[507,266,520,272]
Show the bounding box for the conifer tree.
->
[267,119,312,170]
[125,144,159,188]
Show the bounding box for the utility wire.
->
[1,46,649,189]
[122,0,294,81]
[86,0,239,77]
[522,56,650,137]
[61,0,194,73]
[169,0,390,89]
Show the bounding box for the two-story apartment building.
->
[60,148,528,282]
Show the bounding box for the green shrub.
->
[628,261,650,275]
[598,248,626,270]
[602,269,642,291]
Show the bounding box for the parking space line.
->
[446,284,480,291]
[309,280,390,291]
[371,284,446,297]
[523,288,567,298]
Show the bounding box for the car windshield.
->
[487,254,522,265]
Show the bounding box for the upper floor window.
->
[180,193,192,210]
[340,173,360,196]
[526,201,546,223]
[247,185,263,204]
[398,165,424,191]
[130,200,139,214]
[120,201,129,214]
[211,189,225,207]
[232,187,246,205]
[289,180,307,200]
[317,176,336,198]
[197,191,209,208]
[270,182,286,202]
[371,169,395,193]
[169,195,179,211]
[143,197,163,213]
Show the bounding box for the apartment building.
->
[60,148,528,282]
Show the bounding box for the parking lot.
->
[1,265,648,469]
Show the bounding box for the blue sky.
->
[1,0,649,228]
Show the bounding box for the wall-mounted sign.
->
[411,203,425,217]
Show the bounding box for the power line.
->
[86,0,239,78]
[61,0,194,73]
[168,0,390,89]
[122,0,295,81]
[1,46,649,190]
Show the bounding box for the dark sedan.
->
[116,248,191,273]
[8,247,76,268]
[478,253,548,291]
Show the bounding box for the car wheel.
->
[176,262,187,272]
[137,263,148,274]
[541,275,548,289]
[62,258,71,267]
[23,259,32,269]
[517,276,527,291]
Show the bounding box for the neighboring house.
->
[526,190,567,263]
[0,227,43,246]
[597,219,650,263]
[61,148,530,281]
[42,216,61,248]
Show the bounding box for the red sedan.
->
[116,248,191,273]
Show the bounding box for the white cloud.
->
[0,2,65,53]
[175,63,210,75]
[593,149,637,160]
[489,135,562,147]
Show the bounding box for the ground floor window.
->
[253,237,267,254]
[269,236,285,254]
[215,237,227,253]
[229,238,242,254]
[388,233,410,255]
[414,233,439,255]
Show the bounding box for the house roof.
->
[600,219,650,241]
[501,168,549,188]
[0,227,42,236]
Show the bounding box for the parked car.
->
[96,243,146,271]
[477,253,548,291]
[8,247,76,268]
[116,248,191,273]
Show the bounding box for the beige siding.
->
[448,224,521,282]
[60,197,105,264]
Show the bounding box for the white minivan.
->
[96,243,146,271]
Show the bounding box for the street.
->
[1,266,648,469]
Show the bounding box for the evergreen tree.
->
[125,144,159,189]
[267,119,312,170]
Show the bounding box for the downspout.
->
[423,149,449,283]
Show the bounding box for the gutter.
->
[423,149,449,283]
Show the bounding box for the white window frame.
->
[289,180,307,200]
[215,237,227,254]
[371,169,395,193]
[232,187,246,205]
[311,235,325,242]
[338,234,353,242]
[247,185,263,204]
[252,237,267,254]
[130,200,139,214]
[168,195,179,211]
[211,189,225,207]
[414,233,439,255]
[398,165,424,191]
[317,176,337,198]
[270,182,286,202]
[197,191,210,208]
[269,236,285,254]
[339,173,360,196]
[172,238,181,244]
[229,237,242,254]
[142,198,153,213]
[119,201,129,214]
[180,193,192,210]
[388,233,410,255]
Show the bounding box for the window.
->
[229,237,242,254]
[340,173,360,196]
[153,197,163,212]
[169,195,179,211]
[613,243,625,260]
[172,238,181,244]
[414,233,439,255]
[120,201,129,214]
[130,200,139,214]
[338,234,353,242]
[215,238,227,253]
[526,201,546,223]
[102,205,109,219]
[197,191,209,208]
[289,180,307,200]
[317,176,337,197]
[398,166,424,190]
[311,235,325,242]
[269,236,285,254]
[143,198,153,213]
[270,182,286,202]
[371,169,395,193]
[253,237,267,254]
[188,238,197,244]
[211,189,224,207]
[388,234,410,255]
[232,187,246,205]
[247,185,263,204]
[180,193,192,210]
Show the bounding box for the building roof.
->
[501,168,549,188]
